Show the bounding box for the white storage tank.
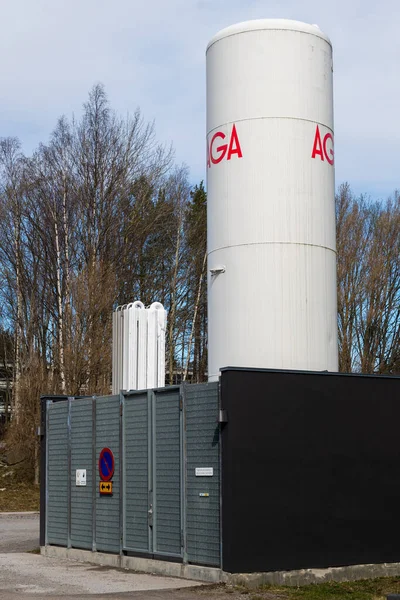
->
[206,19,338,381]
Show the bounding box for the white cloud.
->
[0,0,398,197]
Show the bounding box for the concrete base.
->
[41,546,400,588]
[0,512,39,518]
[41,546,221,584]
[224,562,400,588]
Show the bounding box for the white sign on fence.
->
[76,469,87,486]
[195,467,214,477]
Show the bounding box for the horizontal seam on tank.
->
[208,242,337,255]
[207,117,333,136]
[206,28,332,53]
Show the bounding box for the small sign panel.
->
[76,470,87,486]
[99,481,113,495]
[195,467,213,477]
[99,448,115,482]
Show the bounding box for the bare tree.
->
[184,182,207,382]
[336,184,400,374]
[0,138,25,420]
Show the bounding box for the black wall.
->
[220,368,400,574]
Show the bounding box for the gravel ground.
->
[0,553,204,596]
[0,512,284,599]
[0,512,39,553]
[0,582,282,600]
[0,513,208,598]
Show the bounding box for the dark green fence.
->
[43,382,221,567]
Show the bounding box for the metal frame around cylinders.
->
[67,398,73,549]
[181,383,188,564]
[91,396,97,552]
[151,387,183,560]
[121,386,183,560]
[119,392,124,557]
[148,389,153,554]
[44,399,50,547]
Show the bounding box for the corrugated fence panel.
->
[123,392,150,552]
[154,389,182,556]
[71,399,93,550]
[47,401,68,546]
[45,384,221,565]
[95,395,120,553]
[185,382,220,566]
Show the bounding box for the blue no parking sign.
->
[98,447,115,482]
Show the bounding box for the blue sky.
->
[0,0,398,199]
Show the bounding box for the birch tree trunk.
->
[184,250,207,381]
[13,215,22,422]
[168,217,182,385]
[53,200,66,393]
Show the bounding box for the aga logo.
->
[207,124,243,168]
[311,125,334,165]
[207,122,332,167]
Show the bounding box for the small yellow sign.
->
[99,481,113,495]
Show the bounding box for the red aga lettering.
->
[311,125,334,166]
[207,124,243,168]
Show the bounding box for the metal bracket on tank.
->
[209,265,226,276]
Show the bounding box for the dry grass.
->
[0,481,39,512]
[0,461,39,512]
[196,579,400,600]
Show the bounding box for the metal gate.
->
[122,387,183,559]
[46,400,69,546]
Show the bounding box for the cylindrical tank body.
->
[206,19,338,381]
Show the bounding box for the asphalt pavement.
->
[0,513,209,599]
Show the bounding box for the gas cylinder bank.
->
[206,19,338,381]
